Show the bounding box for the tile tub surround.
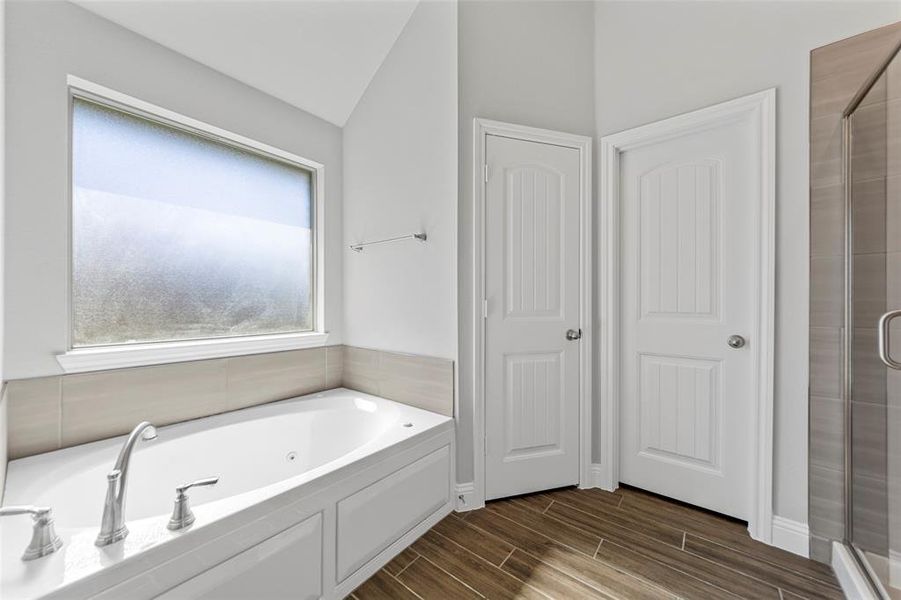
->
[342,346,455,418]
[4,345,454,459]
[809,20,901,563]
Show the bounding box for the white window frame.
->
[57,76,327,374]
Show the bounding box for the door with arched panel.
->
[484,134,582,500]
[618,111,758,520]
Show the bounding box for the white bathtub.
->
[1,388,455,599]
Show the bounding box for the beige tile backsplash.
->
[224,348,326,412]
[342,346,382,395]
[62,359,229,448]
[7,377,61,458]
[367,350,455,417]
[325,345,345,389]
[5,345,454,459]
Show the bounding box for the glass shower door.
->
[848,41,901,599]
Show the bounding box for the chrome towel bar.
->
[350,232,427,253]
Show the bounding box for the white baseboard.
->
[580,464,601,488]
[832,541,879,599]
[582,468,809,559]
[770,516,809,558]
[581,463,616,491]
[454,482,482,512]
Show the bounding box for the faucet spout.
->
[95,422,156,547]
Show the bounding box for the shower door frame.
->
[841,35,901,599]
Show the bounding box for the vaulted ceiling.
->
[72,0,419,126]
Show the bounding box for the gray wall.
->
[4,0,344,380]
[594,0,901,525]
[454,0,901,531]
[457,0,596,484]
[343,0,458,361]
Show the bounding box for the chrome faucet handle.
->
[167,477,219,531]
[175,477,219,495]
[0,505,64,560]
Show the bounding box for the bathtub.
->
[0,388,455,599]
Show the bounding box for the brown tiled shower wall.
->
[3,345,454,460]
[809,21,901,563]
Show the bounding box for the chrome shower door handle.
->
[878,309,901,369]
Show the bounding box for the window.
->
[67,87,322,363]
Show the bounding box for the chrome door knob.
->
[566,329,582,341]
[727,335,746,349]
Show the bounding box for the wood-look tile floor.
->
[350,486,842,600]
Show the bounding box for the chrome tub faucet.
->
[95,421,157,547]
[0,505,63,560]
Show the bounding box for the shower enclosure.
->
[846,36,901,598]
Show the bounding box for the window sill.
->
[56,332,330,374]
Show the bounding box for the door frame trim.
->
[598,89,776,542]
[471,118,593,507]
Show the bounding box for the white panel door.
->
[485,134,582,500]
[620,114,757,519]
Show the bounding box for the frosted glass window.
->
[71,97,314,347]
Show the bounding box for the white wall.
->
[457,0,596,484]
[595,0,901,524]
[343,0,458,360]
[0,0,6,497]
[4,0,344,379]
